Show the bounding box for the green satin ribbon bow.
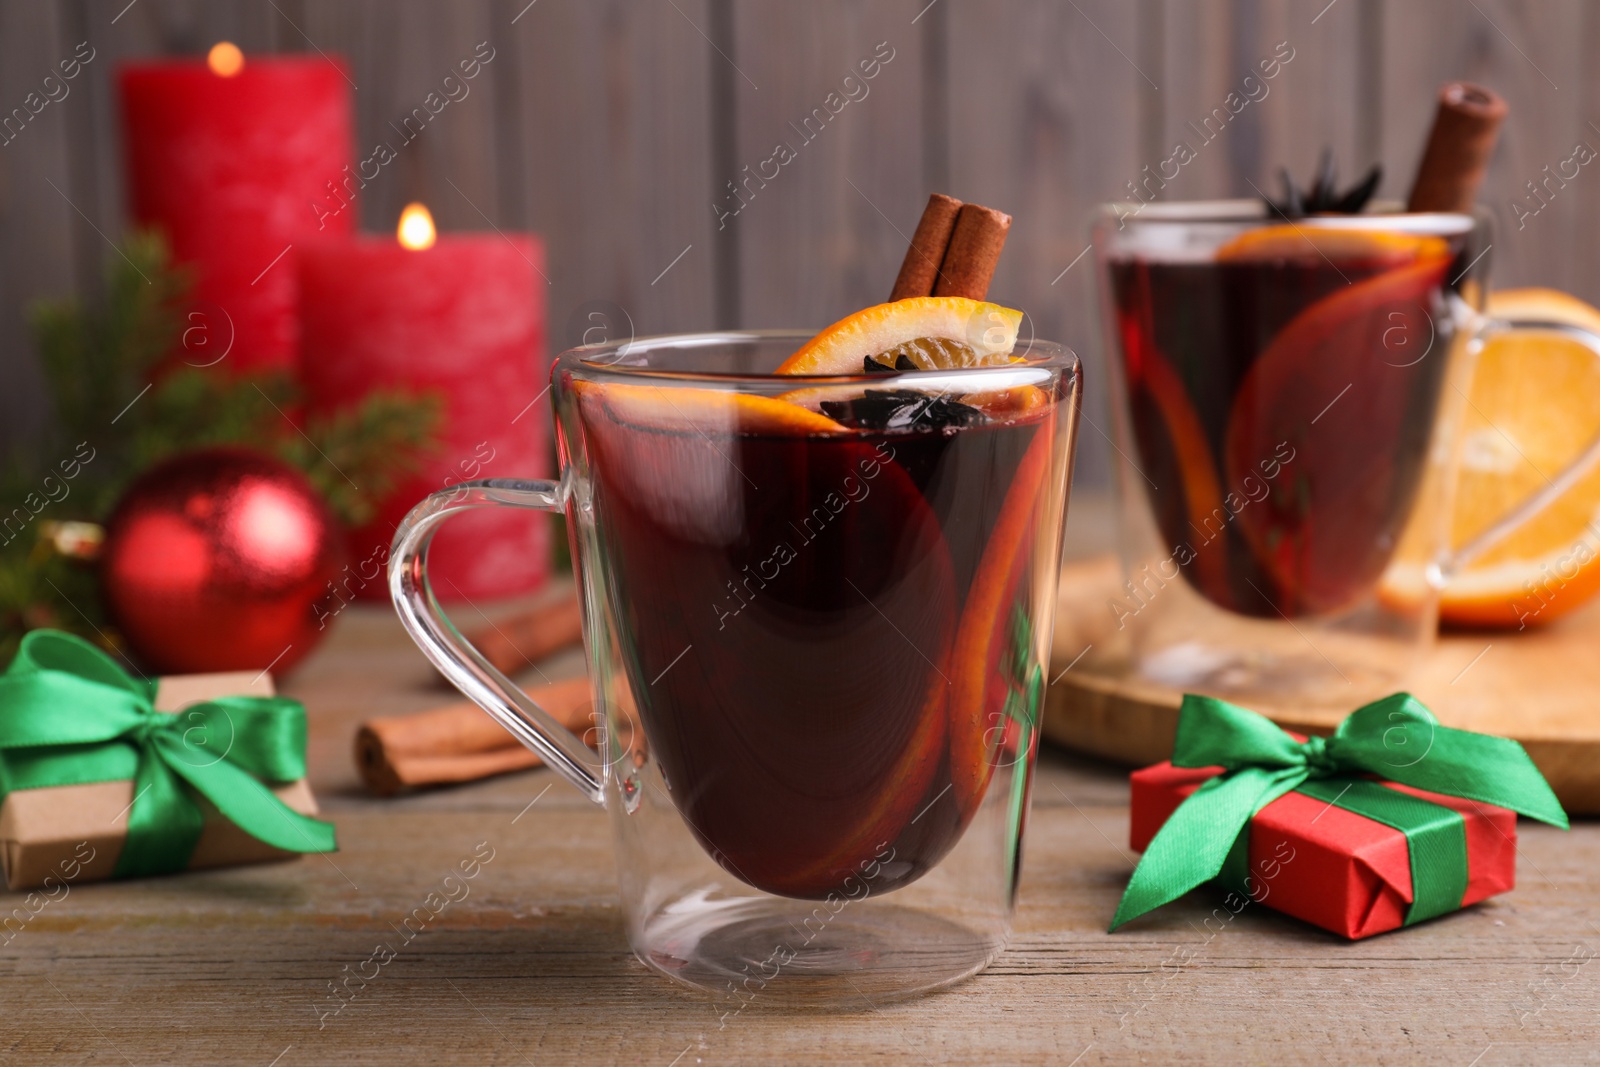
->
[1110,692,1567,932]
[0,630,337,878]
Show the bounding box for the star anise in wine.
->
[1265,148,1382,218]
[820,388,986,432]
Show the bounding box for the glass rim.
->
[553,328,1078,386]
[1095,196,1478,233]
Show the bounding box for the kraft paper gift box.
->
[1,666,325,892]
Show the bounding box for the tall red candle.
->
[297,207,549,603]
[119,48,352,373]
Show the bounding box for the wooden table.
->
[4,499,1598,1065]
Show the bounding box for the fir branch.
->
[282,391,445,527]
[5,230,447,663]
[31,232,189,447]
[128,370,289,468]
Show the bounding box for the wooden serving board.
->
[1043,555,1600,814]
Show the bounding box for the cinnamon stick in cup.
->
[356,675,593,795]
[1406,82,1508,213]
[932,204,1012,300]
[461,592,584,676]
[888,194,1012,301]
[889,193,964,300]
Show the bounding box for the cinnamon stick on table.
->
[356,675,594,796]
[1406,81,1508,213]
[462,592,584,676]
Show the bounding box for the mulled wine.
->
[1106,220,1474,617]
[580,385,1055,899]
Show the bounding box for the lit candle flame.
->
[397,203,437,250]
[207,42,245,77]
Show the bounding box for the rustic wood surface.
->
[1044,555,1600,814]
[2,495,1598,1064]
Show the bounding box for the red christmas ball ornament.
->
[101,447,347,675]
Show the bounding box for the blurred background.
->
[2,0,1597,490]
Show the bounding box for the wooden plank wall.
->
[2,0,1597,488]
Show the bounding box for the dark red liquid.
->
[1108,234,1469,617]
[580,393,1055,899]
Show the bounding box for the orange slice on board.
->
[1217,225,1450,266]
[776,297,1023,375]
[1441,288,1600,628]
[1481,287,1600,334]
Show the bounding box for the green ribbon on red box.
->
[0,629,337,878]
[1110,692,1568,931]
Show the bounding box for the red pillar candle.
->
[297,205,549,603]
[119,45,353,374]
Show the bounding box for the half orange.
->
[1441,288,1600,628]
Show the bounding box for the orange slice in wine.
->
[963,384,1051,420]
[948,419,1055,819]
[1218,225,1450,266]
[574,381,843,547]
[1130,347,1230,602]
[757,655,951,898]
[1224,248,1453,616]
[575,380,846,434]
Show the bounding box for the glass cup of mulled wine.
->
[389,331,1080,1002]
[1093,199,1600,701]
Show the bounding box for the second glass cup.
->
[1094,199,1600,702]
[390,332,1080,1003]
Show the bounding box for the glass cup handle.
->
[1447,317,1600,572]
[388,477,605,804]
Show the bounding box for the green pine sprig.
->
[0,230,445,663]
[285,388,446,527]
[31,232,190,442]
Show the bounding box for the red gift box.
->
[1129,759,1518,939]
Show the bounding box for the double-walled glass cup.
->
[1094,200,1600,702]
[390,332,1080,1003]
